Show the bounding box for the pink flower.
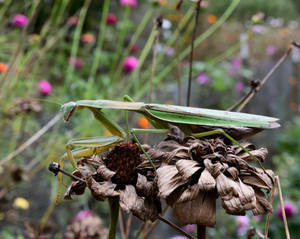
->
[123,56,139,72]
[169,236,187,239]
[183,224,195,234]
[73,210,93,222]
[197,73,210,85]
[67,16,79,26]
[276,202,296,220]
[68,57,83,70]
[236,216,250,235]
[106,13,118,25]
[234,81,244,92]
[266,45,276,56]
[38,80,52,96]
[130,44,139,53]
[12,14,28,28]
[165,47,175,56]
[81,33,95,43]
[120,0,137,7]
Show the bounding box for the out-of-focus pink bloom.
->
[12,14,28,27]
[183,224,195,234]
[252,25,267,34]
[120,0,137,7]
[234,81,244,92]
[266,45,276,56]
[74,210,93,222]
[38,80,52,96]
[169,236,187,239]
[165,47,175,56]
[253,215,262,222]
[236,215,250,235]
[67,16,79,26]
[197,73,210,85]
[123,56,138,72]
[106,13,118,25]
[130,44,139,53]
[81,33,95,43]
[276,202,296,220]
[232,58,241,71]
[68,57,83,70]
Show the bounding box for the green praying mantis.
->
[59,95,279,173]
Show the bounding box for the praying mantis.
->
[59,95,279,172]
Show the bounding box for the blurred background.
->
[1,0,300,238]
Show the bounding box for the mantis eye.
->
[61,102,77,122]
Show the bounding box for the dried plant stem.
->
[0,113,62,167]
[264,181,275,239]
[228,42,296,112]
[125,214,132,239]
[197,225,206,239]
[158,215,194,239]
[176,0,183,105]
[108,198,120,239]
[187,0,202,107]
[119,210,127,239]
[133,221,147,239]
[275,176,291,239]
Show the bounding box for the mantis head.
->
[61,102,77,122]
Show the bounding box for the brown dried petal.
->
[176,184,201,203]
[204,159,225,178]
[119,185,160,221]
[216,173,239,197]
[64,181,86,200]
[173,191,217,227]
[252,188,272,215]
[198,169,216,191]
[240,168,274,191]
[239,148,268,162]
[87,177,118,201]
[136,173,154,197]
[157,165,187,199]
[175,159,201,180]
[226,167,239,180]
[96,162,116,181]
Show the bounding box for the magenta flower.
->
[120,0,137,7]
[276,202,296,220]
[123,56,139,72]
[165,47,175,56]
[81,33,95,44]
[38,80,52,96]
[232,58,241,71]
[236,216,250,235]
[266,45,276,56]
[12,14,28,28]
[106,13,118,25]
[234,81,244,92]
[169,236,187,239]
[73,210,93,222]
[68,57,83,70]
[183,224,195,234]
[67,16,79,26]
[197,73,210,85]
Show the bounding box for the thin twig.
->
[133,221,147,239]
[176,0,183,105]
[148,16,162,103]
[0,113,62,167]
[275,176,291,239]
[186,0,202,106]
[264,181,275,239]
[158,215,194,239]
[119,210,127,239]
[229,42,299,112]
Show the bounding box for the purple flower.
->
[266,45,276,56]
[197,73,210,85]
[183,224,195,234]
[106,13,118,25]
[276,202,296,220]
[234,81,244,92]
[236,216,250,235]
[12,14,28,28]
[38,80,52,96]
[120,0,137,7]
[165,47,175,56]
[232,58,241,71]
[169,236,187,239]
[123,56,139,72]
[68,57,83,70]
[73,210,93,222]
[252,25,267,34]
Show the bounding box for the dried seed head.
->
[104,142,142,185]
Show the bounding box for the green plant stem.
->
[66,0,91,85]
[88,0,110,85]
[108,198,120,239]
[134,0,241,100]
[0,0,12,24]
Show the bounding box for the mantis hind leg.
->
[191,129,266,172]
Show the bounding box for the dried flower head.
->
[7,97,42,117]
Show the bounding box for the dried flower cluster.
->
[7,97,41,117]
[63,128,274,227]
